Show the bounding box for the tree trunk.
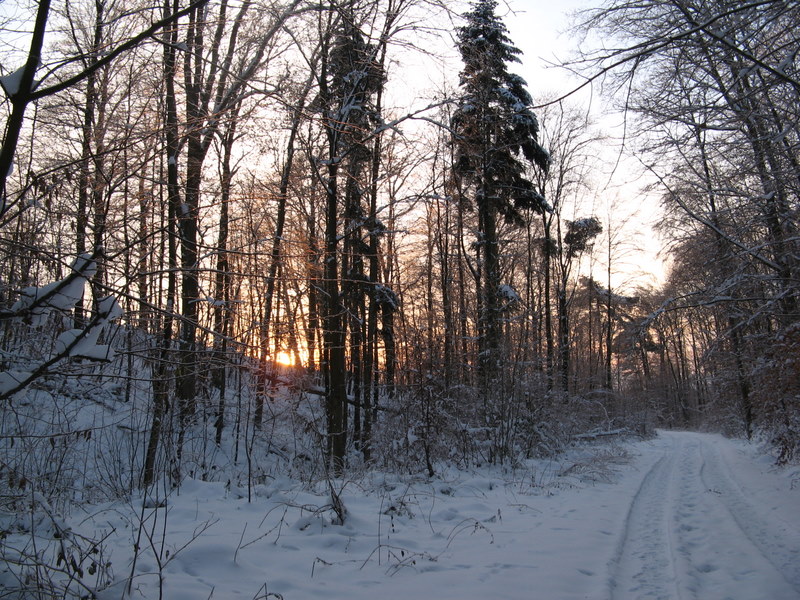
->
[213,103,238,445]
[0,0,51,213]
[478,197,501,395]
[542,212,554,391]
[324,156,348,472]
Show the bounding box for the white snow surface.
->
[10,254,96,326]
[0,370,31,395]
[0,66,26,96]
[20,430,796,599]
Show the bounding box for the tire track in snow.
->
[609,431,800,600]
[609,435,682,600]
[695,436,800,596]
[653,431,798,600]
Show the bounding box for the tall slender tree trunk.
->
[174,2,205,425]
[213,104,239,445]
[323,156,348,471]
[605,238,613,392]
[144,9,181,482]
[478,198,501,396]
[75,1,103,325]
[542,213,554,391]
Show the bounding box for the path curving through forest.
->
[58,429,799,599]
[608,431,800,600]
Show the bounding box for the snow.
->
[374,284,399,309]
[96,295,123,320]
[11,253,96,325]
[0,370,31,395]
[55,295,123,360]
[593,282,637,306]
[4,258,122,365]
[498,283,521,303]
[6,430,797,599]
[200,296,228,308]
[0,66,26,96]
[53,327,115,361]
[607,432,800,599]
[571,217,599,229]
[54,327,100,356]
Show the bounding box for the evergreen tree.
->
[452,0,549,388]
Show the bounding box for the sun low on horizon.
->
[274,350,295,366]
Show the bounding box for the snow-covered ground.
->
[6,431,800,599]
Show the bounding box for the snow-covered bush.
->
[751,324,800,464]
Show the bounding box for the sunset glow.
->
[274,351,294,366]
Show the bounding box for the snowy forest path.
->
[44,430,800,600]
[608,430,800,600]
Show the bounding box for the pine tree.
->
[452,0,549,388]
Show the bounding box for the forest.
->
[0,0,798,595]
